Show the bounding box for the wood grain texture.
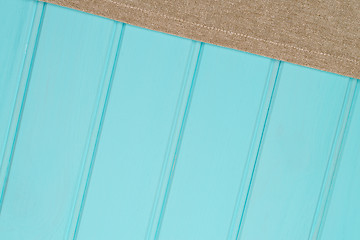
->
[76,25,198,240]
[157,45,277,240]
[0,1,359,240]
[0,0,40,209]
[0,0,37,160]
[320,81,360,240]
[0,2,116,239]
[239,64,350,240]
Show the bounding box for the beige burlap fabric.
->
[42,0,360,79]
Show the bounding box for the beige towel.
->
[42,0,360,79]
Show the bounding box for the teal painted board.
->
[0,0,36,155]
[239,64,351,240]
[0,2,117,239]
[0,0,38,201]
[1,0,360,240]
[158,44,277,240]
[76,25,199,240]
[321,81,360,240]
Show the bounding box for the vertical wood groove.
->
[145,41,202,240]
[151,42,204,240]
[308,78,358,240]
[234,60,282,240]
[65,22,126,240]
[0,1,46,212]
[226,60,281,240]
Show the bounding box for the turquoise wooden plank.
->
[76,25,198,240]
[157,44,276,240]
[146,42,203,240]
[308,78,357,240]
[239,64,350,240]
[0,0,36,155]
[65,22,124,240]
[0,0,38,204]
[321,81,360,240]
[0,2,117,239]
[1,0,360,239]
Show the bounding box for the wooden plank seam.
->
[0,1,46,212]
[308,78,359,240]
[145,41,202,240]
[234,61,282,240]
[150,42,204,240]
[65,22,125,240]
[226,60,281,239]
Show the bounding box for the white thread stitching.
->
[105,0,359,64]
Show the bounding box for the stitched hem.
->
[105,0,359,65]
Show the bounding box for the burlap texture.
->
[42,0,360,79]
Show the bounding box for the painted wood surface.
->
[0,0,359,239]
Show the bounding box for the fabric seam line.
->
[101,0,360,64]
